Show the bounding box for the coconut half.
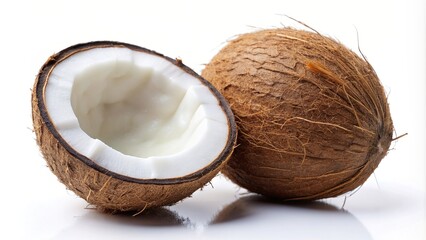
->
[32,41,237,212]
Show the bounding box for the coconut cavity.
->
[202,28,393,200]
[71,61,216,159]
[71,61,188,158]
[33,41,237,211]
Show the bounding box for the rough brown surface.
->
[202,28,393,200]
[32,41,236,212]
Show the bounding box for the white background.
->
[1,0,425,239]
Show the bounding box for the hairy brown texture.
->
[32,41,237,212]
[202,28,393,200]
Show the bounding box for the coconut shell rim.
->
[34,40,237,185]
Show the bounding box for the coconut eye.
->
[32,41,237,212]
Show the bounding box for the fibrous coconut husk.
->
[202,28,393,200]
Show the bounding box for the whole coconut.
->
[202,28,394,200]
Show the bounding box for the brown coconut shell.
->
[32,41,237,212]
[202,28,393,200]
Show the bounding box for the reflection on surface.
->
[211,195,349,224]
[47,179,388,240]
[210,194,253,224]
[112,207,191,227]
[208,195,373,240]
[50,207,192,240]
[24,176,425,240]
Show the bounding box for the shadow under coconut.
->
[208,194,373,240]
[50,207,192,240]
[110,207,192,227]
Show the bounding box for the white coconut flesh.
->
[45,47,230,179]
